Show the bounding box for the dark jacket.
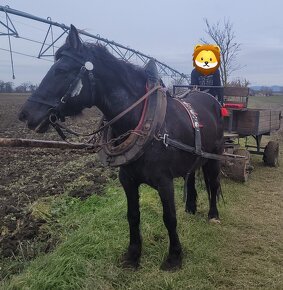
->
[190,68,223,104]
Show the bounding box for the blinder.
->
[27,50,95,120]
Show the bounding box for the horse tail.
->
[203,164,225,205]
[183,173,189,203]
[202,165,225,204]
[202,167,211,202]
[217,182,225,204]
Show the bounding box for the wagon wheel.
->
[263,141,280,167]
[221,148,252,182]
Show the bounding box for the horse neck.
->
[94,70,147,135]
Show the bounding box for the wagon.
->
[173,85,282,182]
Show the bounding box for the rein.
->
[29,47,161,149]
[51,85,162,147]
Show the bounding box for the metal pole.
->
[0,5,189,82]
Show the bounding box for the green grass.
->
[1,151,283,290]
[248,95,283,109]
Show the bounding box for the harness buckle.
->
[61,96,67,103]
[162,133,169,147]
[49,113,58,124]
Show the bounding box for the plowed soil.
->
[0,94,116,261]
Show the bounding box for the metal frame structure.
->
[0,5,189,84]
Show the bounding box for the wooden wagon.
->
[173,85,282,182]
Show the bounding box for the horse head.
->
[18,25,96,133]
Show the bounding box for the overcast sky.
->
[0,0,282,86]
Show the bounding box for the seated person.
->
[190,44,223,105]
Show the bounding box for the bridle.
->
[27,49,162,148]
[27,50,97,139]
[28,50,96,121]
[58,50,96,105]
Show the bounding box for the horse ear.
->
[66,24,82,50]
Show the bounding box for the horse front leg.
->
[157,178,182,270]
[119,168,142,269]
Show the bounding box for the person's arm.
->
[214,69,224,105]
[214,69,221,86]
[190,69,199,85]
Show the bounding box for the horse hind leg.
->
[119,168,142,269]
[157,177,183,271]
[202,160,221,222]
[184,171,197,214]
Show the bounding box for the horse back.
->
[165,91,223,153]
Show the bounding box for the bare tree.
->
[260,86,273,96]
[228,78,250,88]
[201,18,242,85]
[4,82,14,93]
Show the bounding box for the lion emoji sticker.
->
[193,44,221,75]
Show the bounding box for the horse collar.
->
[98,87,167,166]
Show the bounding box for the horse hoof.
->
[160,255,182,271]
[120,252,140,270]
[185,208,196,215]
[120,257,140,270]
[209,218,221,224]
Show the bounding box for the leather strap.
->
[174,99,202,155]
[162,135,227,161]
[92,85,161,135]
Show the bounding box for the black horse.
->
[19,25,224,270]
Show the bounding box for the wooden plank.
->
[238,126,270,131]
[271,116,280,122]
[236,109,265,135]
[223,87,249,97]
[0,138,92,150]
[224,132,239,138]
[228,108,281,136]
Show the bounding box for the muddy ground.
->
[0,94,117,266]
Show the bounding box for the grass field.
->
[0,94,282,289]
[1,156,282,290]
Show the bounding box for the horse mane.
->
[55,41,147,95]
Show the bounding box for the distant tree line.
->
[256,87,273,96]
[250,86,283,96]
[0,80,37,93]
[227,78,250,88]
